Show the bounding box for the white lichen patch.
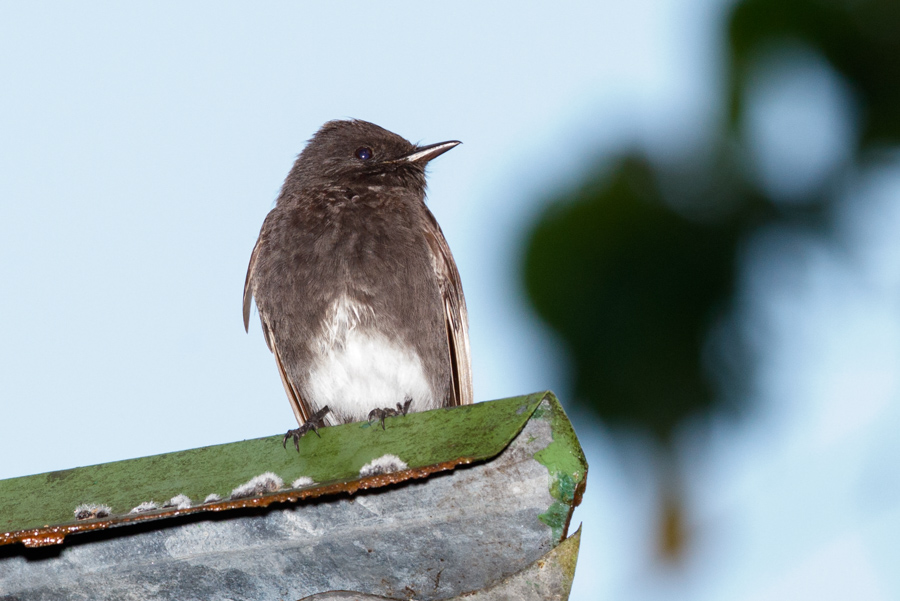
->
[291,476,315,488]
[203,493,222,504]
[74,503,111,520]
[359,454,408,477]
[128,501,159,514]
[230,472,284,499]
[163,494,193,509]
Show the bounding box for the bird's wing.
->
[422,209,474,406]
[266,317,312,426]
[243,225,312,426]
[243,235,263,337]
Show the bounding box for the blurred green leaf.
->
[520,0,900,560]
[729,0,900,147]
[523,156,743,442]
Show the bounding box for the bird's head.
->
[285,119,460,193]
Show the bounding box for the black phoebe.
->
[243,120,473,444]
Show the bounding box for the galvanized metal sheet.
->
[298,528,581,601]
[0,392,551,547]
[0,395,586,600]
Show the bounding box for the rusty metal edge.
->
[1,391,587,550]
[2,457,475,548]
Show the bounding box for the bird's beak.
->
[400,140,461,164]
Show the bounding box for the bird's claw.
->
[367,397,413,430]
[283,406,331,451]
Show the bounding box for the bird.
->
[243,119,473,448]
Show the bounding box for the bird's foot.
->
[283,406,331,451]
[367,397,413,430]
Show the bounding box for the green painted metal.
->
[0,392,567,539]
[534,395,588,541]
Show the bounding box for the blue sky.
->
[2,2,900,599]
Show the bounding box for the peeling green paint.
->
[1,393,552,537]
[538,500,570,535]
[533,392,588,542]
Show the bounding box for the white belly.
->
[307,296,435,424]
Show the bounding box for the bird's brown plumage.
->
[243,119,472,427]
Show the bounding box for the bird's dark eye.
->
[355,147,372,160]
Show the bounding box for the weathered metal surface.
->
[450,526,580,601]
[0,392,548,547]
[297,528,581,601]
[0,393,587,600]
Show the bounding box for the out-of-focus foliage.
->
[521,0,900,561]
[729,0,900,147]
[525,157,751,442]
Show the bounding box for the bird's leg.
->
[367,397,414,430]
[283,406,331,451]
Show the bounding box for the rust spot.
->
[0,457,475,548]
[19,529,67,547]
[558,466,588,540]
